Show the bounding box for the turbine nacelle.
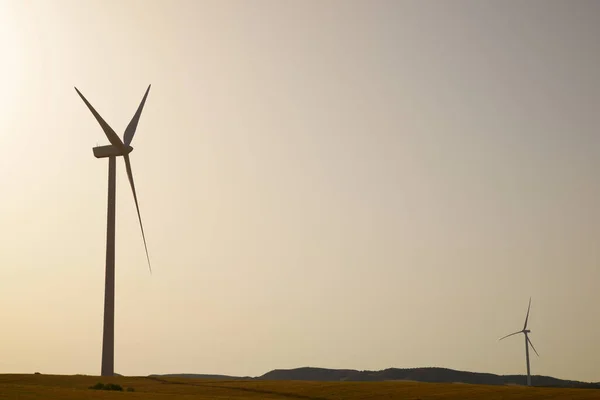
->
[93,144,134,159]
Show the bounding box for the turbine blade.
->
[123,154,152,273]
[74,87,125,150]
[527,336,540,357]
[523,297,532,330]
[123,85,151,146]
[499,331,522,341]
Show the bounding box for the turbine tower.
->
[499,297,540,386]
[75,85,153,377]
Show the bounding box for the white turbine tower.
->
[499,297,540,386]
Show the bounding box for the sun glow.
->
[0,3,24,118]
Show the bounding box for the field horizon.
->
[1,373,599,400]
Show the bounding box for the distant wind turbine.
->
[499,297,540,386]
[75,85,153,377]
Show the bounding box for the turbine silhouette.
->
[75,85,152,376]
[499,297,539,386]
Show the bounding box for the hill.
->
[154,366,600,388]
[259,367,600,388]
[149,373,251,380]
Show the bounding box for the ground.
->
[0,374,598,399]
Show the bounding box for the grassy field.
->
[0,374,598,399]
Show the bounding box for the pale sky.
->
[0,0,599,383]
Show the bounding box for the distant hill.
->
[149,373,250,381]
[258,367,600,388]
[152,367,600,389]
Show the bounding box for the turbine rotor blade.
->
[527,336,540,357]
[523,297,532,330]
[74,87,126,150]
[123,85,151,146]
[499,331,522,341]
[123,154,152,273]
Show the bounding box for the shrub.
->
[89,382,105,390]
[88,382,124,391]
[127,387,135,392]
[105,383,124,391]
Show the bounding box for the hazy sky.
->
[1,0,599,382]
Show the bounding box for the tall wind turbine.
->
[499,297,540,386]
[75,85,152,377]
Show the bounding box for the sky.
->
[0,0,599,382]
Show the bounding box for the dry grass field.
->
[0,374,598,399]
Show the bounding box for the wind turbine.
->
[75,85,153,377]
[499,297,540,386]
